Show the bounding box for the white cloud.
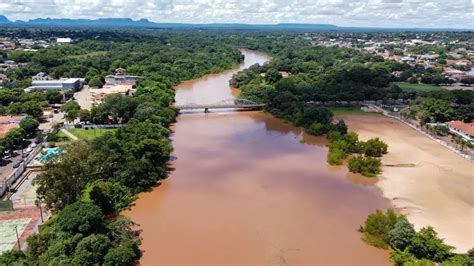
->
[2,0,473,28]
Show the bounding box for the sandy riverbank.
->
[341,115,474,253]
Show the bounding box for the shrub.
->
[327,148,347,165]
[348,155,382,177]
[391,248,415,266]
[359,209,403,249]
[361,138,388,157]
[389,217,416,250]
[409,227,453,262]
[306,122,327,136]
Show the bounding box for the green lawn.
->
[392,82,444,92]
[67,128,117,140]
[329,107,381,116]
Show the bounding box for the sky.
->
[1,0,473,29]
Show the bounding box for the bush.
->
[389,217,416,250]
[391,248,415,266]
[359,209,403,249]
[348,155,382,177]
[409,227,453,262]
[327,148,347,165]
[306,122,327,136]
[361,138,388,157]
[330,120,348,134]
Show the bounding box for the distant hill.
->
[0,15,11,24]
[0,15,471,32]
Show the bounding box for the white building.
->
[56,38,72,44]
[26,78,84,92]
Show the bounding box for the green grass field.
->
[67,128,117,140]
[329,107,381,116]
[392,82,444,92]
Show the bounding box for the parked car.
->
[13,161,21,168]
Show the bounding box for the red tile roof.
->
[446,121,474,136]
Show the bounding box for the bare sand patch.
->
[342,115,474,253]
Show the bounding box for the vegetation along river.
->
[124,49,391,265]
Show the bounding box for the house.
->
[104,68,140,86]
[400,56,416,62]
[446,121,474,144]
[32,72,51,81]
[56,38,72,44]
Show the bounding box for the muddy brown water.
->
[124,50,390,265]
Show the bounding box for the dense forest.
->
[0,30,243,265]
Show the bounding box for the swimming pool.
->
[39,148,63,163]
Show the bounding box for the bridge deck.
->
[176,104,265,110]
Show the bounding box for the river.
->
[124,49,390,265]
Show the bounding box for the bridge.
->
[175,99,265,112]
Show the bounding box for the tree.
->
[71,234,112,265]
[56,202,106,235]
[21,101,43,119]
[359,209,404,249]
[362,138,388,157]
[348,155,382,177]
[389,217,416,250]
[332,120,348,134]
[19,116,39,137]
[34,142,94,210]
[78,109,91,122]
[61,101,80,123]
[88,76,104,88]
[265,69,283,84]
[103,240,140,266]
[306,122,326,136]
[82,181,135,214]
[416,98,454,123]
[46,90,63,104]
[409,227,453,262]
[4,128,25,150]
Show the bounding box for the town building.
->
[104,68,140,86]
[56,38,72,44]
[32,72,51,81]
[446,121,474,144]
[26,78,84,92]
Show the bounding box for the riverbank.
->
[341,114,474,253]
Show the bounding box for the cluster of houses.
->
[0,36,72,52]
[311,33,473,84]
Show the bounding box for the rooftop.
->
[446,121,474,136]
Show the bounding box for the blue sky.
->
[1,0,473,28]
